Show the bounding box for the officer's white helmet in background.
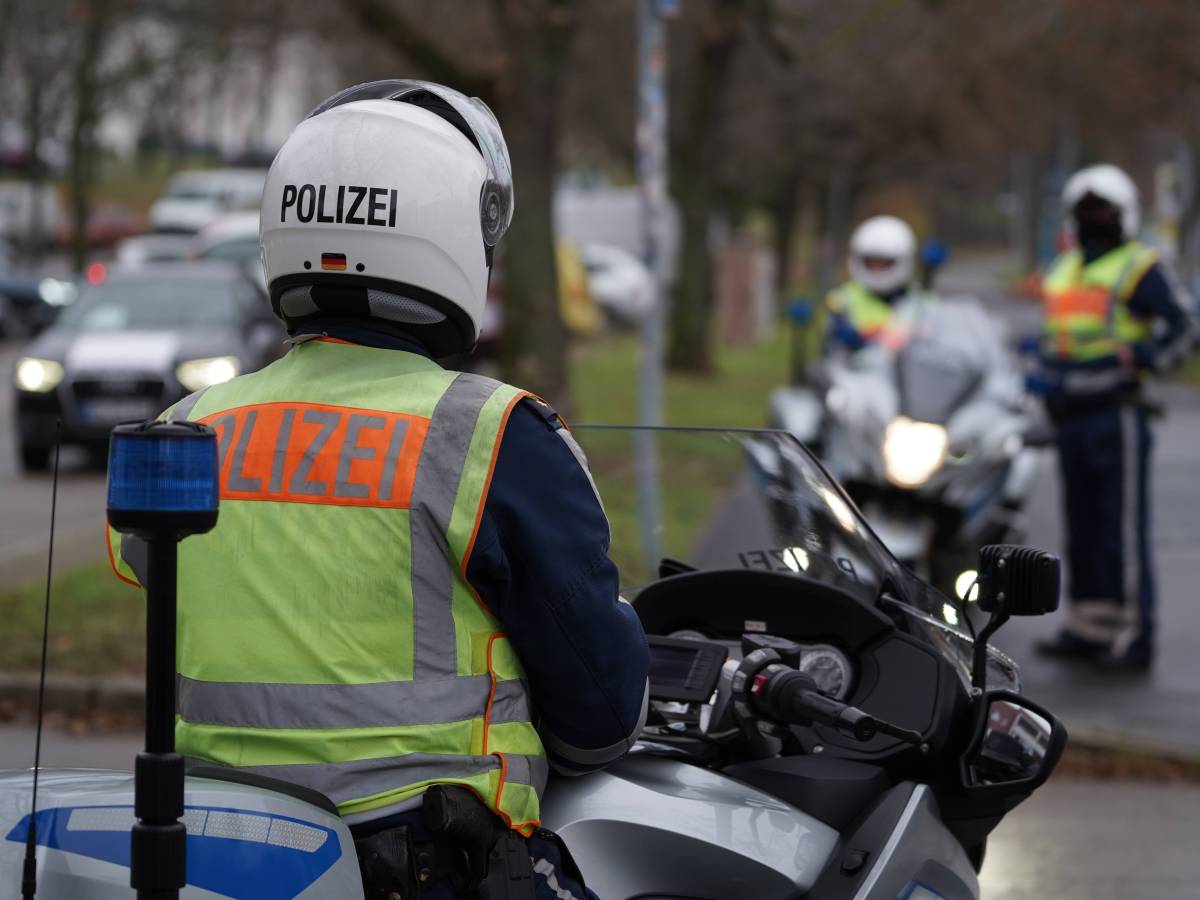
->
[847,215,917,296]
[260,80,513,359]
[1062,163,1139,241]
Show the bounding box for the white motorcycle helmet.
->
[1062,163,1139,240]
[260,80,513,358]
[847,215,917,296]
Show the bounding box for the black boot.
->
[1094,636,1154,675]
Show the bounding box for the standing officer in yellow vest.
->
[108,80,648,899]
[825,215,919,352]
[1032,164,1194,673]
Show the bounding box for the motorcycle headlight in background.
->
[883,416,947,488]
[176,356,239,392]
[15,357,64,393]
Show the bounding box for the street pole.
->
[635,0,674,575]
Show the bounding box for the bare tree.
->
[329,0,577,403]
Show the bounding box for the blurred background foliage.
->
[4,0,1200,399]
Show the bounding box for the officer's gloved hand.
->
[830,319,866,352]
[1015,334,1041,358]
[1023,370,1056,397]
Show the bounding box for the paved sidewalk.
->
[943,253,1200,758]
[993,390,1200,757]
[979,778,1200,900]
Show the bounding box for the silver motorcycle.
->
[0,426,1063,899]
[770,298,1046,599]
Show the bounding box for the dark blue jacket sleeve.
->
[466,400,649,775]
[1126,262,1195,373]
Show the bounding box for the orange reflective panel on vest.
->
[1043,284,1110,320]
[199,402,430,508]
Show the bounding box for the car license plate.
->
[81,398,157,424]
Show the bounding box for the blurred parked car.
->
[114,233,195,268]
[475,240,651,364]
[193,211,265,291]
[193,211,259,261]
[13,261,284,470]
[577,241,653,326]
[58,203,144,248]
[0,249,75,338]
[149,168,267,233]
[0,181,65,249]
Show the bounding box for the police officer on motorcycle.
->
[1033,163,1194,673]
[107,80,649,898]
[825,215,920,352]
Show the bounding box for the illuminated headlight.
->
[882,416,947,488]
[955,569,979,602]
[15,357,64,393]
[176,356,239,391]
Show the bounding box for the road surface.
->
[0,340,109,586]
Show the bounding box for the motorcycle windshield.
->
[572,425,1018,688]
[896,347,980,424]
[893,299,1004,424]
[574,426,938,612]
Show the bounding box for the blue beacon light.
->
[107,419,219,535]
[106,419,219,900]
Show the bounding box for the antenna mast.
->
[21,420,62,900]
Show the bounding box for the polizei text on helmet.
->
[280,184,399,227]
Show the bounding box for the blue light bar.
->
[107,421,219,536]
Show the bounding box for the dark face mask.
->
[1073,196,1124,252]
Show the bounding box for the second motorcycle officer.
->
[1033,164,1194,673]
[109,81,648,899]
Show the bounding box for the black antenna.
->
[22,420,62,900]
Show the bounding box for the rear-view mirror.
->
[962,692,1066,791]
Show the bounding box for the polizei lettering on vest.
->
[280,184,400,227]
[200,402,430,508]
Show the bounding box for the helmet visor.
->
[308,79,514,246]
[861,255,898,272]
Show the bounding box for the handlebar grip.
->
[755,668,879,742]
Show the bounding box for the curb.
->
[1064,726,1200,767]
[0,673,143,716]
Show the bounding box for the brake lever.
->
[861,714,925,746]
[805,693,924,746]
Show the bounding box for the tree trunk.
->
[768,166,803,299]
[23,56,44,259]
[490,1,575,404]
[1011,153,1040,274]
[665,1,744,374]
[338,0,575,405]
[68,1,112,273]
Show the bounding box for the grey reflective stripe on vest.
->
[232,753,502,806]
[504,753,549,797]
[167,387,209,422]
[177,674,531,730]
[409,373,505,679]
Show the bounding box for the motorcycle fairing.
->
[6,805,339,900]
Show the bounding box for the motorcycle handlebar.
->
[752,666,923,745]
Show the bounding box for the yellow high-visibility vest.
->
[1042,242,1155,362]
[109,338,545,832]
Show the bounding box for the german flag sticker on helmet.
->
[321,252,347,271]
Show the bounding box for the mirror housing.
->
[977,544,1060,616]
[961,691,1067,794]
